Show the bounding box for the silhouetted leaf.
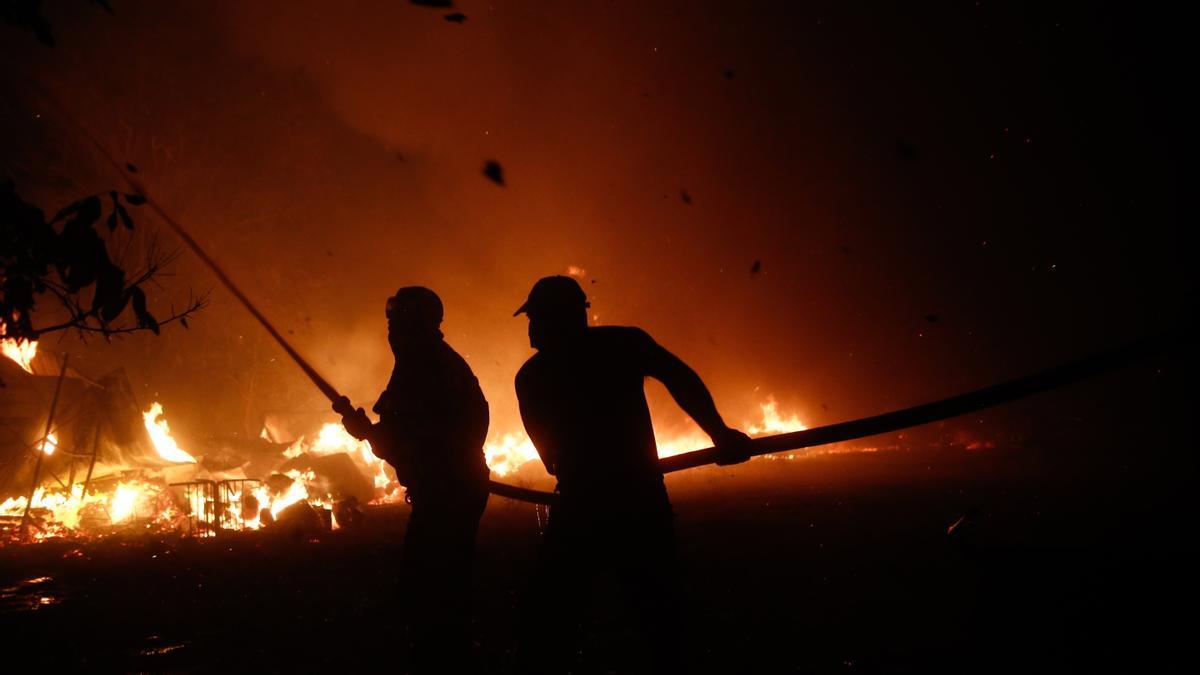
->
[482,160,505,187]
[681,190,692,204]
[105,191,120,231]
[56,221,107,291]
[124,193,146,205]
[180,316,189,329]
[74,196,101,227]
[750,259,762,276]
[444,12,467,22]
[129,286,147,316]
[410,0,453,7]
[130,287,159,334]
[51,199,85,223]
[116,203,133,230]
[126,163,138,173]
[924,313,940,322]
[52,195,100,226]
[96,266,128,321]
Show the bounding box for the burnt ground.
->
[1,432,1191,675]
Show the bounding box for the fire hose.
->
[488,330,1177,504]
[45,93,1180,507]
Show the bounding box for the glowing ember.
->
[142,402,198,463]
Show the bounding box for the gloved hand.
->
[711,426,753,466]
[333,396,373,441]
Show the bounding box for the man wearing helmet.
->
[335,286,490,673]
[511,275,752,674]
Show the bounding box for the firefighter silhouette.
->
[335,286,489,673]
[512,275,752,674]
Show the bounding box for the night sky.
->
[1,1,1188,447]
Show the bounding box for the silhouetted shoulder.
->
[589,325,656,346]
[516,352,547,390]
[586,325,662,373]
[439,341,480,383]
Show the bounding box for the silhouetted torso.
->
[516,326,666,505]
[515,325,688,674]
[366,336,489,673]
[374,338,489,500]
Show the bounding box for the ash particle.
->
[483,160,505,187]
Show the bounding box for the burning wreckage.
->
[0,338,403,543]
[2,333,816,545]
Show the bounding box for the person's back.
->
[375,337,490,500]
[516,325,663,503]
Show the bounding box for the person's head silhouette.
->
[514,276,590,351]
[386,286,443,351]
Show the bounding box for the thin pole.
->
[20,354,70,538]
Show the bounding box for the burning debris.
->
[2,329,826,545]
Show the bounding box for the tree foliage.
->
[1,179,204,341]
[1,0,113,47]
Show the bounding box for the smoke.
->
[1,1,1184,446]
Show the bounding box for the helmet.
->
[513,276,589,317]
[386,286,444,327]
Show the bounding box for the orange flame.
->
[1,337,37,374]
[142,402,198,463]
[481,397,807,475]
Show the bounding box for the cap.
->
[386,286,444,326]
[513,275,590,317]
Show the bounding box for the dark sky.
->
[1,1,1189,445]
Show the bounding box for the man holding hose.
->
[512,275,752,673]
[335,286,490,674]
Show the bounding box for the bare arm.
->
[642,332,752,462]
[645,343,730,439]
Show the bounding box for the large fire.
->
[2,390,812,543]
[3,331,825,544]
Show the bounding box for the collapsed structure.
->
[0,341,401,544]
